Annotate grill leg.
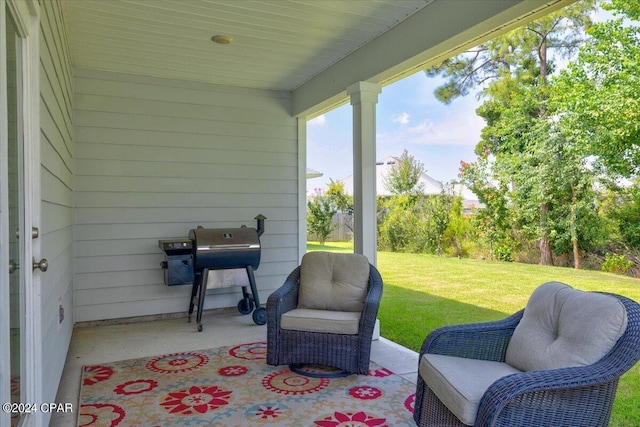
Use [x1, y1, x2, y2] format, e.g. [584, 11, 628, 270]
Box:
[246, 266, 259, 306]
[246, 266, 266, 325]
[188, 272, 201, 323]
[237, 286, 254, 315]
[196, 268, 209, 332]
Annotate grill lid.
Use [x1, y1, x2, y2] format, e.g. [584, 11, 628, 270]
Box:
[190, 227, 260, 250]
[189, 227, 261, 271]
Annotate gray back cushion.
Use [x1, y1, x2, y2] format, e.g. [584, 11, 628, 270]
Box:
[298, 252, 370, 312]
[506, 282, 627, 371]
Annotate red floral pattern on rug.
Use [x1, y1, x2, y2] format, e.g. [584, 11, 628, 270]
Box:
[78, 403, 125, 427]
[114, 379, 158, 395]
[229, 341, 267, 360]
[404, 393, 416, 412]
[244, 402, 293, 422]
[218, 365, 248, 376]
[159, 385, 232, 415]
[314, 411, 387, 426]
[262, 370, 329, 395]
[83, 366, 115, 386]
[369, 367, 394, 377]
[146, 352, 209, 373]
[349, 385, 383, 400]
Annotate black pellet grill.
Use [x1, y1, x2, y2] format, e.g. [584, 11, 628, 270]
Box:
[159, 215, 267, 331]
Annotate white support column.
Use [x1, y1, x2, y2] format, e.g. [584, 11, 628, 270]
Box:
[347, 81, 381, 266]
[297, 117, 307, 262]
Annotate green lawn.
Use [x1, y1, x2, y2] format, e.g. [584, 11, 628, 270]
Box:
[307, 241, 640, 426]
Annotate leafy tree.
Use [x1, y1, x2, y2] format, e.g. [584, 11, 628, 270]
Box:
[325, 179, 354, 233]
[427, 2, 594, 105]
[424, 189, 453, 256]
[459, 158, 512, 259]
[476, 85, 604, 267]
[444, 196, 470, 257]
[554, 0, 640, 177]
[383, 150, 426, 197]
[603, 179, 640, 249]
[307, 190, 337, 245]
[325, 179, 352, 211]
[379, 150, 431, 252]
[427, 1, 596, 266]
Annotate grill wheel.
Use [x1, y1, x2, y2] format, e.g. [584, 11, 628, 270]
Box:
[237, 297, 254, 315]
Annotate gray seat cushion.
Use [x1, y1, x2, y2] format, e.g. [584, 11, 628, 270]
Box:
[298, 252, 370, 312]
[420, 354, 522, 426]
[506, 282, 628, 371]
[280, 308, 361, 335]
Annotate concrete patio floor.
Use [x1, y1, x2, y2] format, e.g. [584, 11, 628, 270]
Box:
[50, 309, 419, 426]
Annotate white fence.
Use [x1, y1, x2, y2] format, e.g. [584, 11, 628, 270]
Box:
[307, 211, 353, 242]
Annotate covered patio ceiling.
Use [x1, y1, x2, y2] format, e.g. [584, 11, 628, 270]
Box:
[62, 0, 575, 118]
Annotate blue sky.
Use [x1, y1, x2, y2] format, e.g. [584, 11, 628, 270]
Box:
[306, 71, 485, 193]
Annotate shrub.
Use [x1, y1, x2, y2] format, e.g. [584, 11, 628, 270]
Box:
[494, 244, 513, 262]
[443, 196, 470, 257]
[601, 253, 633, 275]
[378, 207, 410, 251]
[307, 194, 337, 245]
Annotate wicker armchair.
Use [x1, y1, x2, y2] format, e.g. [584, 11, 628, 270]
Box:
[414, 282, 640, 427]
[266, 252, 383, 375]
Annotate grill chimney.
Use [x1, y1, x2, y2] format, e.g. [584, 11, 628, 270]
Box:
[255, 214, 267, 237]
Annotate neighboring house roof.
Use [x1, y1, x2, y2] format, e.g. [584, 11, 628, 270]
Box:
[452, 183, 485, 213]
[339, 155, 484, 212]
[339, 156, 443, 196]
[306, 168, 324, 179]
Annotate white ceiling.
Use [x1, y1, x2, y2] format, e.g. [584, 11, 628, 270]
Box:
[62, 0, 432, 91]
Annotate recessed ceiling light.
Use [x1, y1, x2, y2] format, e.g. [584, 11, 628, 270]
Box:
[211, 35, 233, 45]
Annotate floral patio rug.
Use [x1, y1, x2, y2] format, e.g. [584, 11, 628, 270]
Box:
[78, 342, 416, 426]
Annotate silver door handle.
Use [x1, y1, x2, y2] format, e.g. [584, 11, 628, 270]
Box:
[33, 258, 48, 272]
[9, 260, 18, 274]
[15, 227, 39, 239]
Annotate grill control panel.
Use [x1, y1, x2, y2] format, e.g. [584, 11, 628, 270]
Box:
[158, 239, 192, 255]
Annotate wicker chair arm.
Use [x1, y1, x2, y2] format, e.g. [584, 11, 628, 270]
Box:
[266, 266, 300, 366]
[361, 265, 383, 318]
[421, 310, 523, 362]
[266, 266, 300, 319]
[476, 363, 622, 427]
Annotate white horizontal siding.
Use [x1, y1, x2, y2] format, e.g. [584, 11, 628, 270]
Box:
[74, 142, 296, 165]
[74, 219, 295, 240]
[74, 207, 299, 225]
[39, 0, 75, 420]
[74, 69, 298, 322]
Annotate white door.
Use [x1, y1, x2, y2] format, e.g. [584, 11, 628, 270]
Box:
[1, 1, 41, 426]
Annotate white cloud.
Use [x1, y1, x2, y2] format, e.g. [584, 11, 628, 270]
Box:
[308, 114, 326, 126]
[392, 112, 410, 124]
[379, 109, 484, 147]
[406, 120, 435, 134]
